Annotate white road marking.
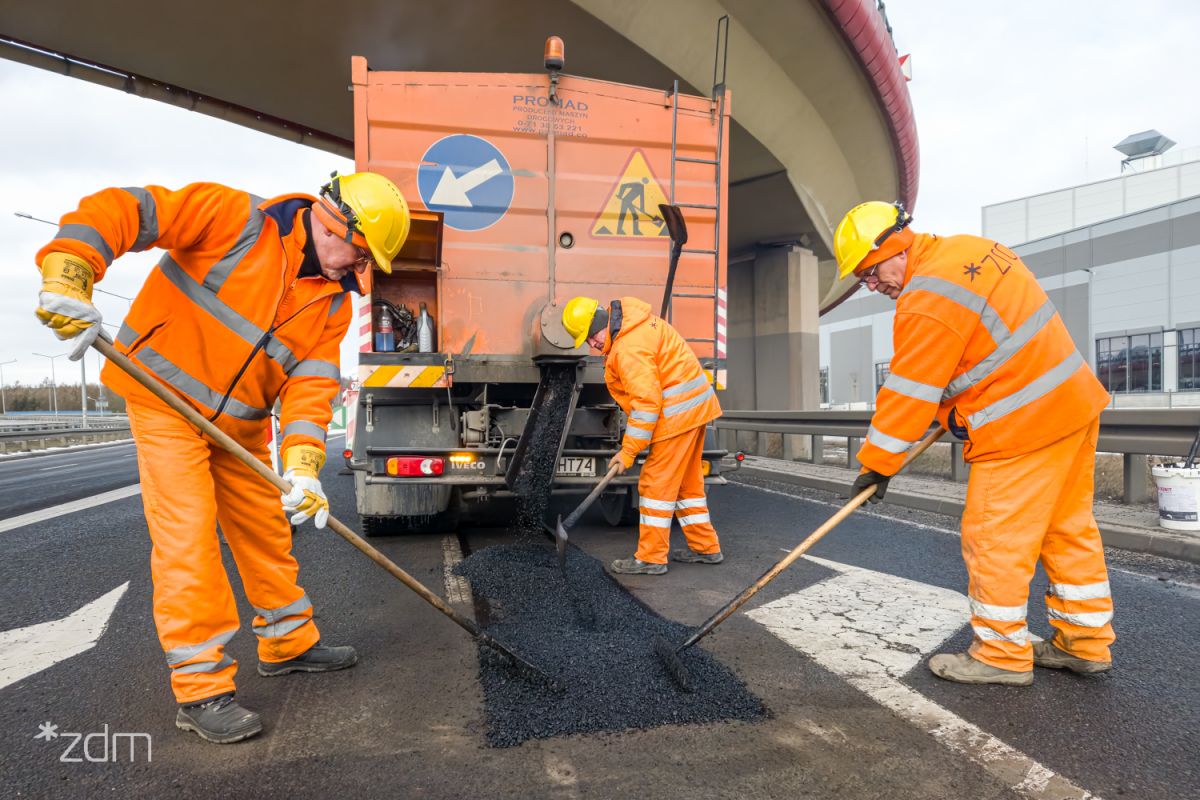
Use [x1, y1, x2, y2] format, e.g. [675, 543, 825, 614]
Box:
[0, 583, 129, 691]
[40, 463, 80, 470]
[441, 535, 471, 605]
[747, 556, 1099, 800]
[0, 484, 141, 535]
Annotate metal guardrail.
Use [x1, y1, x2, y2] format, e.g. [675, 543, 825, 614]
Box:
[0, 424, 130, 442]
[715, 409, 1200, 504]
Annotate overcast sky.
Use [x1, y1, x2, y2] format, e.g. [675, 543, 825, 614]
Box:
[2, 1, 1198, 389]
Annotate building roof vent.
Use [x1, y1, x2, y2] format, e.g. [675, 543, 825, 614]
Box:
[1114, 130, 1176, 172]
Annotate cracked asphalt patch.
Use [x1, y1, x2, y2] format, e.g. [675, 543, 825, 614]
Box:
[455, 542, 768, 747]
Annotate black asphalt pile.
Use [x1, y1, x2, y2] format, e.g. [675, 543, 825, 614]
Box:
[510, 365, 576, 540]
[455, 542, 768, 748]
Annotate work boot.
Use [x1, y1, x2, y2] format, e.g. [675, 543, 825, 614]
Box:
[258, 642, 358, 677]
[929, 652, 1033, 686]
[609, 557, 667, 575]
[1033, 641, 1111, 674]
[671, 548, 724, 565]
[175, 694, 263, 744]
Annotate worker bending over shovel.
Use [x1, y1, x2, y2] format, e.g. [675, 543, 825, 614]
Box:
[563, 296, 723, 575]
[835, 201, 1115, 686]
[34, 173, 411, 742]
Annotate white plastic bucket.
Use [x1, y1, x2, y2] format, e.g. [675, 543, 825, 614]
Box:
[1151, 465, 1200, 531]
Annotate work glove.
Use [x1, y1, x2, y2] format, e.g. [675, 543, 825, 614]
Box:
[608, 453, 629, 475]
[35, 253, 103, 361]
[850, 469, 890, 505]
[281, 444, 330, 529]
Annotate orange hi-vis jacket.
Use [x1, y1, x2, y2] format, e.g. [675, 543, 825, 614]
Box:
[859, 233, 1110, 476]
[603, 296, 721, 467]
[36, 183, 353, 453]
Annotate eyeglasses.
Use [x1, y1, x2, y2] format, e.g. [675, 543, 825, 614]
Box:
[352, 247, 376, 270]
[858, 262, 881, 286]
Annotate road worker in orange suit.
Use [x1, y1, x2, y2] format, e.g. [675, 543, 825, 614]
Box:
[835, 201, 1115, 686]
[562, 296, 723, 575]
[34, 173, 411, 742]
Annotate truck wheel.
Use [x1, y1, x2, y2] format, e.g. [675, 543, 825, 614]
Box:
[599, 488, 639, 527]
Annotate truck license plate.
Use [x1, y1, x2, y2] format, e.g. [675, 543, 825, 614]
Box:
[556, 457, 596, 477]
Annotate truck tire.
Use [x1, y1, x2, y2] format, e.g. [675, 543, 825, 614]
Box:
[599, 487, 639, 527]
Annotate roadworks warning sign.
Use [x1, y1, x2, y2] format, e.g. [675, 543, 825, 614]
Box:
[591, 150, 671, 238]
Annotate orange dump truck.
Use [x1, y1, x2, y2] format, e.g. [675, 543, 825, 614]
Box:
[346, 45, 730, 533]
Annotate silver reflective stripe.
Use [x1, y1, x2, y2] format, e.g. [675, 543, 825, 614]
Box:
[157, 254, 299, 374]
[165, 628, 238, 666]
[663, 374, 708, 399]
[903, 275, 1010, 345]
[663, 386, 715, 418]
[328, 294, 346, 317]
[1048, 608, 1113, 628]
[640, 498, 676, 512]
[252, 593, 312, 623]
[288, 360, 340, 380]
[969, 598, 1027, 622]
[675, 497, 707, 510]
[202, 195, 266, 293]
[945, 299, 1058, 400]
[626, 426, 653, 440]
[137, 346, 270, 420]
[882, 373, 943, 403]
[630, 410, 659, 423]
[639, 514, 672, 528]
[971, 625, 1030, 644]
[865, 424, 916, 455]
[253, 615, 313, 640]
[282, 420, 327, 443]
[173, 654, 235, 675]
[56, 223, 114, 266]
[677, 513, 711, 527]
[1048, 580, 1111, 601]
[116, 322, 139, 347]
[121, 187, 159, 251]
[968, 350, 1085, 430]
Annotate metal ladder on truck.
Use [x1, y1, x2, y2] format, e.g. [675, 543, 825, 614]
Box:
[665, 14, 729, 392]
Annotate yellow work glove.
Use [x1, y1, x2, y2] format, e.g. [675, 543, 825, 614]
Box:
[36, 253, 103, 360]
[280, 444, 329, 528]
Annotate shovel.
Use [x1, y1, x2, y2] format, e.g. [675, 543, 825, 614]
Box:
[657, 204, 688, 319]
[554, 461, 622, 573]
[92, 333, 558, 690]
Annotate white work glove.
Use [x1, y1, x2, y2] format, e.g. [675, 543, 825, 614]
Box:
[281, 472, 330, 529]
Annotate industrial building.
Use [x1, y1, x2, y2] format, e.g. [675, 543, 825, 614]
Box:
[820, 131, 1200, 409]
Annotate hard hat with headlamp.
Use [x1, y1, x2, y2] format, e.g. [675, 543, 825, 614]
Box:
[834, 201, 914, 280]
[312, 171, 411, 292]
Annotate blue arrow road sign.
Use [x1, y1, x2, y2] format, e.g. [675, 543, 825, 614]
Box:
[417, 134, 514, 231]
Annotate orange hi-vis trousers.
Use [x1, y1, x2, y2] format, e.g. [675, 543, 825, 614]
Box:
[128, 398, 321, 704]
[962, 417, 1115, 672]
[635, 426, 720, 564]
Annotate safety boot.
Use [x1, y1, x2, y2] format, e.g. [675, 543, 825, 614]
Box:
[175, 694, 262, 744]
[258, 642, 358, 677]
[928, 652, 1033, 686]
[610, 557, 667, 575]
[1032, 641, 1111, 674]
[671, 548, 724, 564]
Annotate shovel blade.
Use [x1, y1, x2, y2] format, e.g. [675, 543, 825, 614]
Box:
[554, 515, 568, 573]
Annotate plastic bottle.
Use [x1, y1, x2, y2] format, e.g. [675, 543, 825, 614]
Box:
[375, 308, 395, 352]
[418, 302, 435, 353]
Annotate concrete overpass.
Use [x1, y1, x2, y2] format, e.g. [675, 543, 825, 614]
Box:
[0, 0, 918, 417]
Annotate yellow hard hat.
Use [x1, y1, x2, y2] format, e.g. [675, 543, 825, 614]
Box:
[834, 201, 913, 280]
[562, 296, 600, 348]
[317, 171, 411, 275]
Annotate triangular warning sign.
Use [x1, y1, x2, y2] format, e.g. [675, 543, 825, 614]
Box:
[591, 150, 672, 238]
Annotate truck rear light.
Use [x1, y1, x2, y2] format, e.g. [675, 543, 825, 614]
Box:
[386, 456, 445, 477]
[343, 449, 353, 460]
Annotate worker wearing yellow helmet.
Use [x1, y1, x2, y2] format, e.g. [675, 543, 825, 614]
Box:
[563, 295, 723, 575]
[33, 172, 410, 743]
[835, 201, 1114, 687]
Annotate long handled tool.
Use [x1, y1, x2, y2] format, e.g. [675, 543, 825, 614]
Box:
[657, 203, 688, 319]
[655, 426, 946, 691]
[93, 334, 556, 689]
[554, 462, 622, 572]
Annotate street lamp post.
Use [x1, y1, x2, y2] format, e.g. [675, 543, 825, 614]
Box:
[0, 359, 15, 416]
[32, 352, 67, 416]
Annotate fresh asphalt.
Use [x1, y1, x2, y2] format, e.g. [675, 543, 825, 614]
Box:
[0, 442, 1196, 799]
